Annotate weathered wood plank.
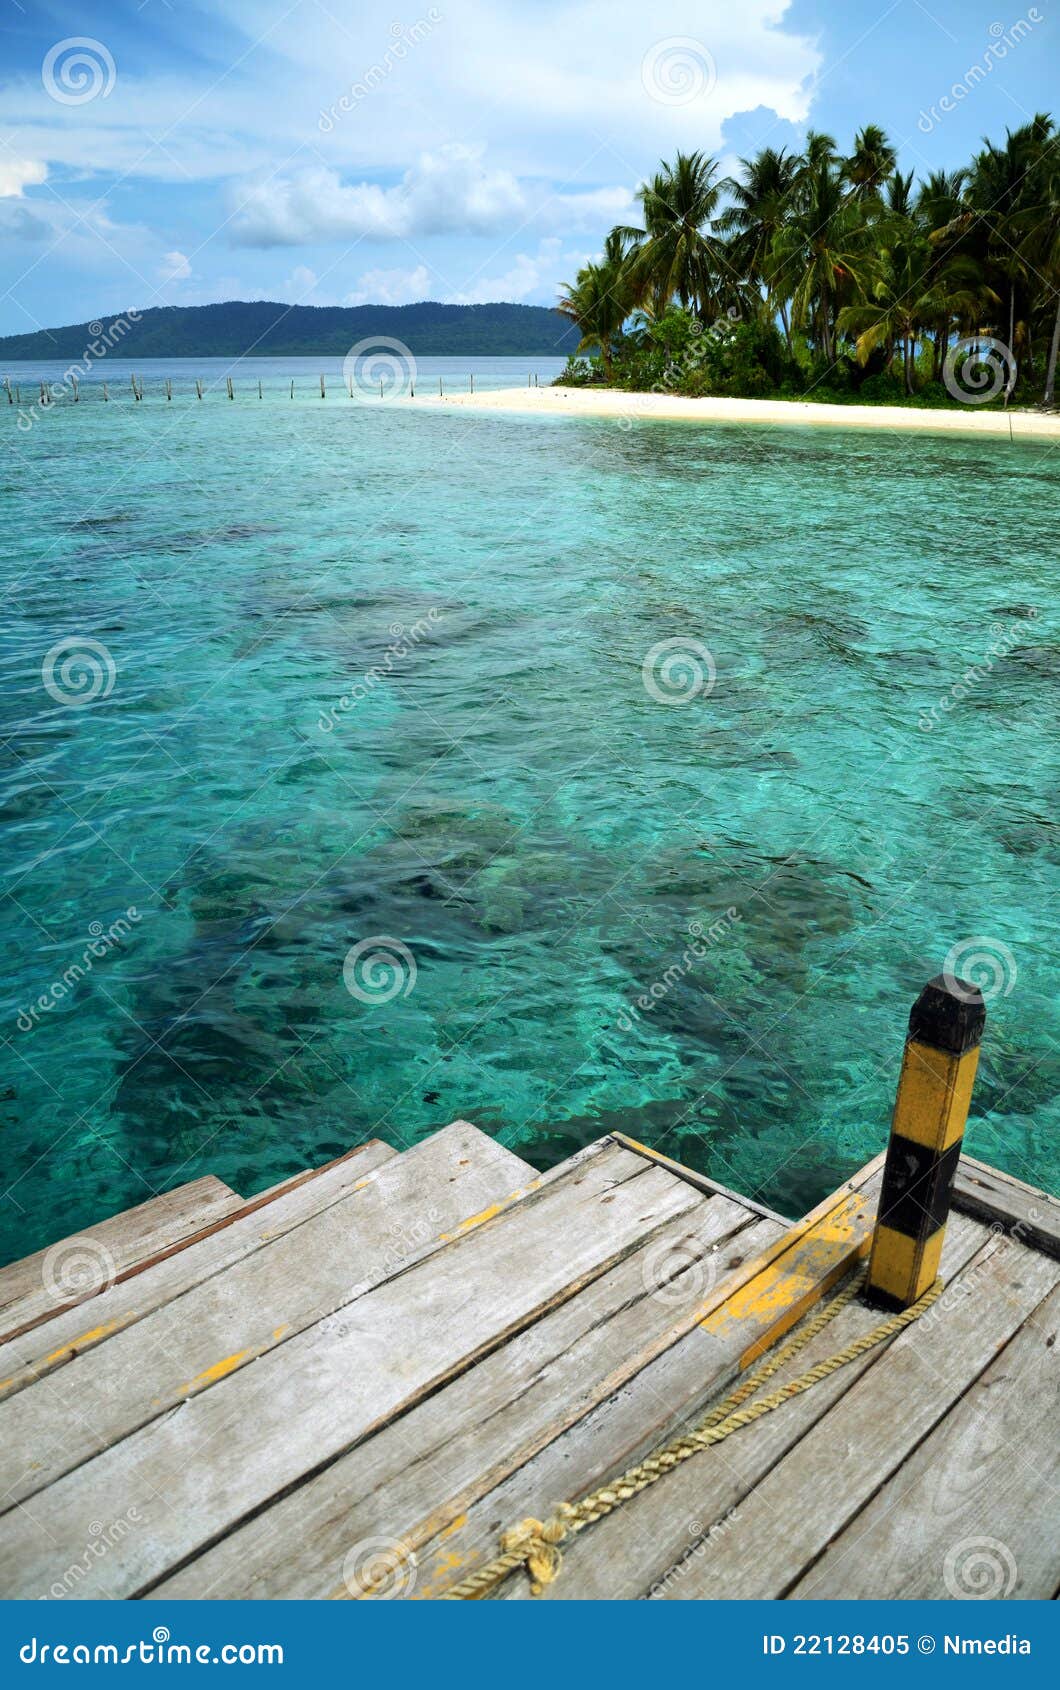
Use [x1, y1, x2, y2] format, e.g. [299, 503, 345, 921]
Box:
[502, 1213, 990, 1599]
[793, 1278, 1060, 1599]
[651, 1233, 1059, 1598]
[952, 1155, 1060, 1259]
[413, 1164, 884, 1598]
[0, 1148, 699, 1597]
[0, 1140, 397, 1400]
[0, 1176, 243, 1342]
[0, 1125, 531, 1509]
[155, 1195, 772, 1596]
[612, 1133, 790, 1225]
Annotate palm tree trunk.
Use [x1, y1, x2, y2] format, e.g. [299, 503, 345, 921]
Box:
[1045, 293, 1060, 408]
[1004, 283, 1016, 406]
[778, 299, 794, 358]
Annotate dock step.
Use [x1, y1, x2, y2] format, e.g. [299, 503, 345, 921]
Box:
[0, 1123, 532, 1518]
[0, 1175, 244, 1344]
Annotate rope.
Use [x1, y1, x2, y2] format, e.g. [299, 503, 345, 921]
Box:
[437, 1266, 943, 1600]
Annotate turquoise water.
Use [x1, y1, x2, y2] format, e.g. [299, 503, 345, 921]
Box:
[1, 357, 1057, 1265]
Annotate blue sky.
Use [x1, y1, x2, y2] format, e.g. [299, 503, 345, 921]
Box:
[0, 0, 1056, 332]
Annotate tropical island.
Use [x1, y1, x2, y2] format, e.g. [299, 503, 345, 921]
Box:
[555, 119, 1060, 410]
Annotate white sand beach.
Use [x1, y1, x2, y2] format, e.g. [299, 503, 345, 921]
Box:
[420, 383, 1060, 440]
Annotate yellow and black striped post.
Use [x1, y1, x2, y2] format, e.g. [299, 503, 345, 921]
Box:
[866, 975, 986, 1310]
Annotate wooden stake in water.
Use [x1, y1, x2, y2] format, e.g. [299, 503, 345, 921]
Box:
[320, 373, 325, 399]
[439, 376, 443, 397]
[72, 377, 79, 402]
[165, 379, 172, 402]
[196, 379, 203, 400]
[470, 372, 474, 394]
[3, 377, 10, 405]
[226, 376, 234, 400]
[258, 379, 263, 400]
[103, 382, 109, 401]
[290, 380, 294, 400]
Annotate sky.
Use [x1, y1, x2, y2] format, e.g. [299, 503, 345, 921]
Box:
[0, 0, 1056, 333]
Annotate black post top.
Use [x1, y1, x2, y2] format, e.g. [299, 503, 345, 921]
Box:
[908, 974, 987, 1054]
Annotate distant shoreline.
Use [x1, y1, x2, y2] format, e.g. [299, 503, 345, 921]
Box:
[417, 384, 1060, 440]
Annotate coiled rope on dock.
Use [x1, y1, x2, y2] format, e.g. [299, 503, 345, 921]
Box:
[436, 1266, 944, 1600]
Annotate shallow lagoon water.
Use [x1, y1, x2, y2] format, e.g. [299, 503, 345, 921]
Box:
[1, 357, 1057, 1264]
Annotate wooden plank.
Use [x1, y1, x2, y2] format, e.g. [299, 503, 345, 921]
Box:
[0, 1139, 396, 1401]
[612, 1133, 790, 1225]
[793, 1278, 1060, 1599]
[0, 1176, 243, 1341]
[0, 1125, 531, 1510]
[0, 1147, 701, 1597]
[155, 1195, 774, 1597]
[651, 1233, 1059, 1598]
[500, 1213, 990, 1599]
[409, 1164, 885, 1598]
[952, 1155, 1060, 1259]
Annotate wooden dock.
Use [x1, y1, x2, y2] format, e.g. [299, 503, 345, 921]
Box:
[0, 1118, 1056, 1601]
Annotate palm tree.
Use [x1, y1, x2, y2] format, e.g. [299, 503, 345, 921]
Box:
[843, 125, 897, 200]
[627, 151, 729, 320]
[773, 140, 870, 363]
[718, 148, 799, 349]
[556, 260, 631, 379]
[838, 224, 993, 394]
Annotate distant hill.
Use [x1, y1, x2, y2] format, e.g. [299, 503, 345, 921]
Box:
[0, 300, 579, 361]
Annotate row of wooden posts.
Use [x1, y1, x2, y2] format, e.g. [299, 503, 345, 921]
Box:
[3, 372, 544, 405]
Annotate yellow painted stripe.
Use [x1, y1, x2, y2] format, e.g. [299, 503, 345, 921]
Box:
[700, 1191, 872, 1369]
[892, 1041, 981, 1153]
[868, 1221, 943, 1306]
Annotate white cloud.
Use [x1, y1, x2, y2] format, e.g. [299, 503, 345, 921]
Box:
[159, 249, 192, 281]
[285, 264, 320, 298]
[345, 264, 432, 306]
[0, 158, 47, 197]
[447, 238, 580, 305]
[228, 146, 527, 246]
